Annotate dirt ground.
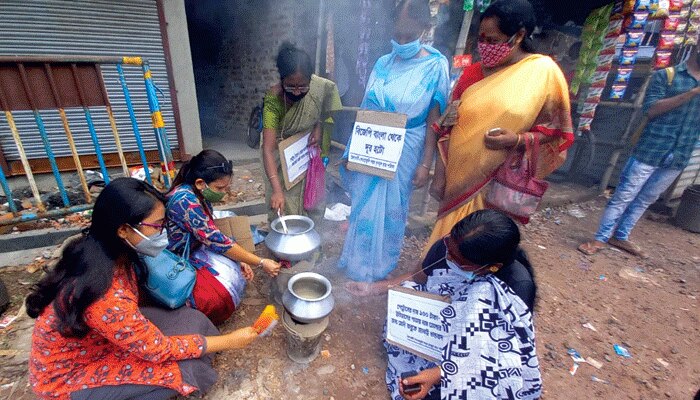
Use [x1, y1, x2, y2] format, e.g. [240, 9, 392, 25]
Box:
[0, 179, 698, 399]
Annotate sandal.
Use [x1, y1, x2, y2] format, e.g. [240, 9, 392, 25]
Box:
[577, 241, 607, 256]
[608, 238, 649, 259]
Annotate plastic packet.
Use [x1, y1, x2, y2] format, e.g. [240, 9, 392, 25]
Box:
[630, 11, 650, 29]
[619, 49, 639, 65]
[636, 0, 652, 10]
[610, 84, 628, 99]
[625, 31, 644, 47]
[655, 50, 673, 68]
[659, 32, 677, 48]
[615, 67, 634, 83]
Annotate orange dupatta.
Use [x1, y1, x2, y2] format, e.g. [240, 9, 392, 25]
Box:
[437, 54, 574, 219]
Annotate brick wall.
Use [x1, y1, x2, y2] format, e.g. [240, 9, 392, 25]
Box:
[212, 1, 318, 136]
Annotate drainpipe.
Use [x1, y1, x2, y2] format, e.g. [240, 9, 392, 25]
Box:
[314, 0, 327, 75]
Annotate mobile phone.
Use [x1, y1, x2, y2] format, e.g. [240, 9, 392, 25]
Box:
[487, 127, 502, 136]
[400, 371, 421, 395]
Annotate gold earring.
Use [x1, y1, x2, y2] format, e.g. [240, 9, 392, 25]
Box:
[489, 265, 499, 273]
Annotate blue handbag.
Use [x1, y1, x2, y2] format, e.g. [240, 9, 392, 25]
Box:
[141, 235, 196, 309]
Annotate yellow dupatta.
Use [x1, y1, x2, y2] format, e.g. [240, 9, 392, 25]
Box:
[438, 54, 574, 218]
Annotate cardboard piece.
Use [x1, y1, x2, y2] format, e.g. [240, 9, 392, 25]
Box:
[386, 286, 451, 362]
[346, 110, 407, 180]
[278, 131, 311, 190]
[214, 216, 255, 252]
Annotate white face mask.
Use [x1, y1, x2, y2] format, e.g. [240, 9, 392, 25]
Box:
[127, 226, 169, 257]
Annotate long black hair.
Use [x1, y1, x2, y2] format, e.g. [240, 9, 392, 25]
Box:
[26, 178, 165, 337]
[276, 41, 313, 81]
[481, 0, 538, 53]
[450, 209, 521, 266]
[170, 149, 232, 213]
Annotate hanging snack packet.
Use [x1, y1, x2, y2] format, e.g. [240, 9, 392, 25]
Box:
[590, 70, 610, 87]
[664, 15, 681, 30]
[653, 0, 671, 16]
[619, 49, 639, 65]
[655, 50, 673, 68]
[610, 84, 628, 99]
[597, 53, 616, 65]
[685, 32, 699, 45]
[625, 31, 645, 47]
[630, 11, 650, 29]
[658, 32, 677, 49]
[670, 0, 684, 10]
[635, 0, 652, 10]
[615, 67, 634, 83]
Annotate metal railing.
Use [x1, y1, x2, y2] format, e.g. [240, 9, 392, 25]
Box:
[0, 55, 174, 226]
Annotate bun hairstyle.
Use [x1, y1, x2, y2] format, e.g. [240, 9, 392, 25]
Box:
[393, 0, 432, 29]
[276, 41, 313, 81]
[481, 0, 538, 53]
[26, 178, 165, 337]
[449, 209, 521, 267]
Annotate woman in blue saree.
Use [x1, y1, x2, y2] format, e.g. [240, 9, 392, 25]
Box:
[339, 0, 449, 282]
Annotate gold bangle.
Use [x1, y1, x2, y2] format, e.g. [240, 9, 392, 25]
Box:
[421, 163, 431, 170]
[257, 258, 266, 268]
[268, 175, 278, 180]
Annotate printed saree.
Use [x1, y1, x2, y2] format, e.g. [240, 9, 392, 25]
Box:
[263, 74, 342, 221]
[425, 55, 573, 251]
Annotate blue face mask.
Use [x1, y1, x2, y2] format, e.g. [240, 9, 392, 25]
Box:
[445, 258, 477, 282]
[391, 39, 422, 60]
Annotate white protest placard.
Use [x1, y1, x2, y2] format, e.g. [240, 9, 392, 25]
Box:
[278, 131, 311, 190]
[347, 110, 407, 180]
[386, 287, 451, 362]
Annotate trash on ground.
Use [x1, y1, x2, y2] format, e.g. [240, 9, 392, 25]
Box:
[656, 358, 669, 368]
[613, 344, 632, 358]
[0, 314, 17, 329]
[537, 245, 547, 250]
[569, 363, 579, 376]
[362, 367, 369, 375]
[567, 207, 586, 218]
[324, 203, 351, 221]
[598, 274, 607, 281]
[321, 350, 331, 358]
[582, 323, 598, 332]
[591, 375, 609, 384]
[586, 357, 603, 369]
[567, 348, 586, 363]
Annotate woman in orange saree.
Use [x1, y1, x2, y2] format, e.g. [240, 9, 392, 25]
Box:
[426, 0, 574, 253]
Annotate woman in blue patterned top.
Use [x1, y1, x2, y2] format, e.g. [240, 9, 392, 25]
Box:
[166, 150, 280, 324]
[339, 0, 450, 282]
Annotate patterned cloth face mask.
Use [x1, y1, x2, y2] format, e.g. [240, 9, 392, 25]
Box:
[478, 34, 517, 68]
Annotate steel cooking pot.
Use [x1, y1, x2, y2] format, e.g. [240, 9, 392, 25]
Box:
[265, 215, 320, 262]
[282, 272, 335, 323]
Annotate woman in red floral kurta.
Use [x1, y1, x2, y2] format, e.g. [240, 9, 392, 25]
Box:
[27, 178, 259, 400]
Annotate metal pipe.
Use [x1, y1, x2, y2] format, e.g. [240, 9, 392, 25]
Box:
[71, 64, 110, 184]
[142, 62, 173, 188]
[0, 204, 92, 227]
[314, 0, 326, 75]
[0, 162, 17, 213]
[0, 86, 44, 210]
[95, 64, 129, 177]
[116, 63, 151, 184]
[44, 63, 92, 203]
[17, 64, 71, 207]
[0, 55, 136, 64]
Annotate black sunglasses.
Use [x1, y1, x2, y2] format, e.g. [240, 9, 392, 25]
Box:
[205, 160, 233, 173]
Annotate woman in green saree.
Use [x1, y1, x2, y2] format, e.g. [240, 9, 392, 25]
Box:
[262, 42, 342, 222]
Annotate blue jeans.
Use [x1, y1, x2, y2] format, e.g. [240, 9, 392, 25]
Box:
[595, 156, 681, 242]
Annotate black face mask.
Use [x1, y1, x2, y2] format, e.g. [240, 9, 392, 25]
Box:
[284, 90, 307, 103]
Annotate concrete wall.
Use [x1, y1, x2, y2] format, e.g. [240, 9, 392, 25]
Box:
[210, 1, 318, 136]
[161, 0, 203, 157]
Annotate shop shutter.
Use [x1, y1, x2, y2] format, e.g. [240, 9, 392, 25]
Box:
[0, 0, 177, 161]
